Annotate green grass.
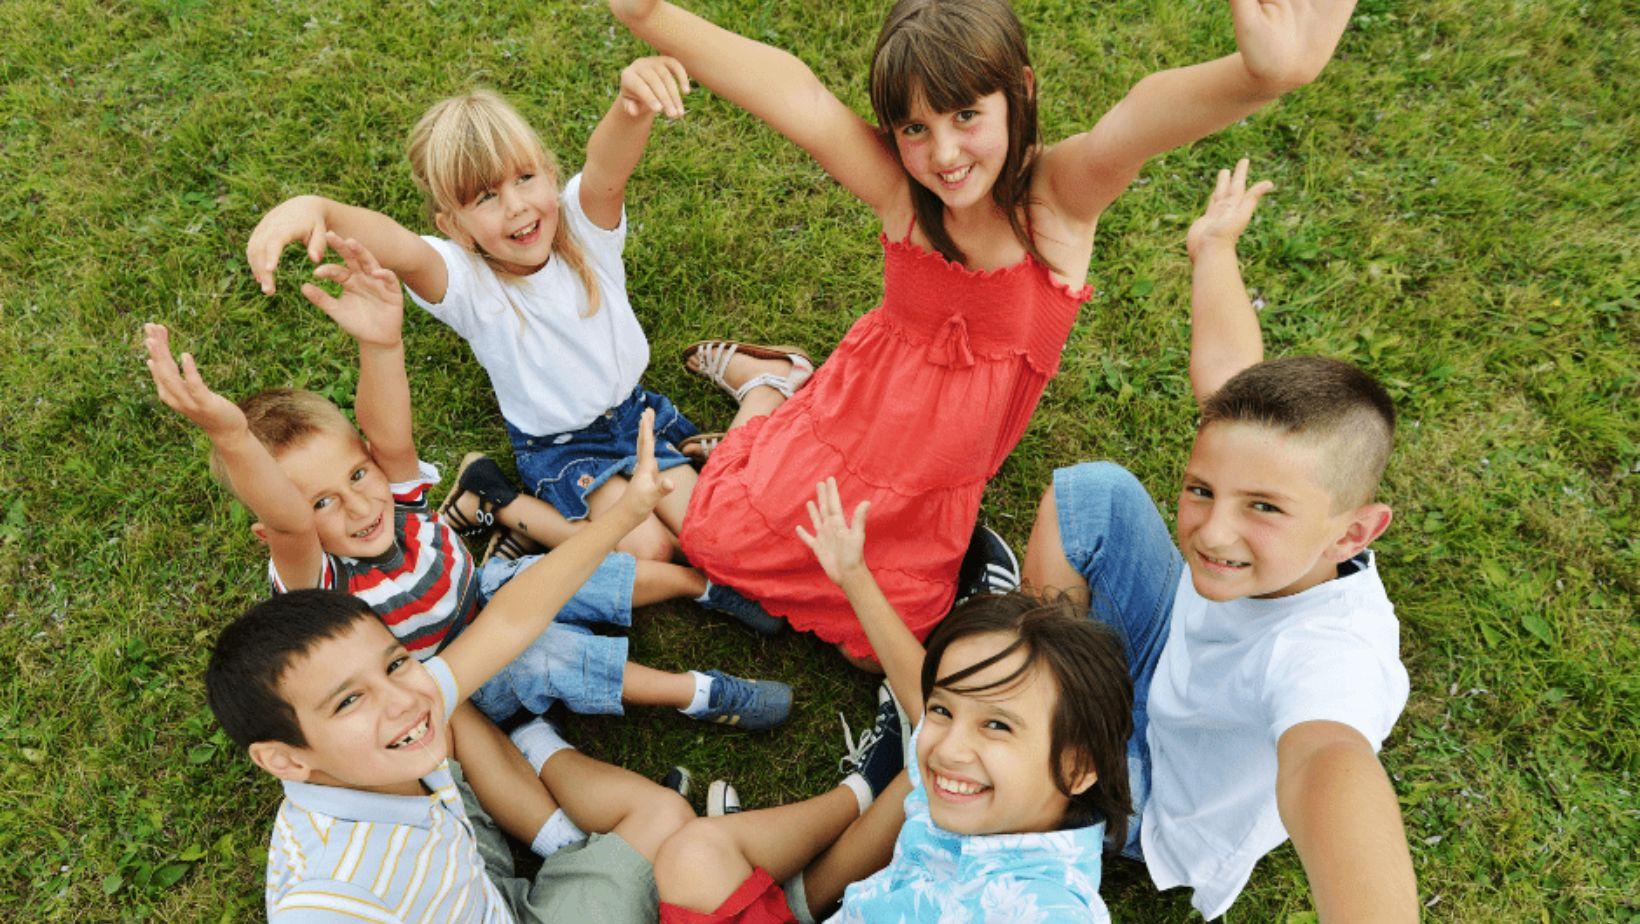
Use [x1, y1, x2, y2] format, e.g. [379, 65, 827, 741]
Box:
[1, 0, 1636, 919]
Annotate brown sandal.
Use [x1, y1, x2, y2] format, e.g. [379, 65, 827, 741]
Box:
[679, 431, 726, 466]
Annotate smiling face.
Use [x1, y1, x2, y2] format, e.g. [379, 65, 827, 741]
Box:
[1177, 421, 1368, 601]
[273, 427, 396, 560]
[893, 90, 1012, 213]
[438, 162, 561, 276]
[917, 632, 1091, 835]
[258, 618, 447, 796]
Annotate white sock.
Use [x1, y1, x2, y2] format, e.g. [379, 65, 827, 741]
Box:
[841, 773, 873, 817]
[695, 580, 715, 604]
[529, 809, 586, 858]
[509, 718, 573, 775]
[680, 671, 715, 717]
[783, 871, 818, 924]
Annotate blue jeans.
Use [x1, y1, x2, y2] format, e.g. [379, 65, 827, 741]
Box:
[507, 386, 698, 520]
[465, 551, 636, 721]
[1053, 462, 1183, 859]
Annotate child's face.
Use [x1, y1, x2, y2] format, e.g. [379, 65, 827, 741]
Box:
[893, 90, 1011, 213]
[274, 427, 396, 559]
[270, 618, 449, 795]
[443, 163, 560, 276]
[917, 632, 1085, 836]
[1176, 421, 1358, 601]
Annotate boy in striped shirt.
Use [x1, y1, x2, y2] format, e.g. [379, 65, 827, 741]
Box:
[207, 408, 691, 922]
[143, 234, 790, 730]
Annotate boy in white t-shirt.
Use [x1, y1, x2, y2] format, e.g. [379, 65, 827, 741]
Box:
[1022, 161, 1418, 921]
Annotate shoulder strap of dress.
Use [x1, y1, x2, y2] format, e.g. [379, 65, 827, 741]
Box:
[900, 213, 917, 244]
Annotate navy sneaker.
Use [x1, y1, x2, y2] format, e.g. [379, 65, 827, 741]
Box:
[700, 581, 785, 636]
[707, 780, 743, 816]
[694, 670, 793, 730]
[837, 686, 906, 798]
[955, 522, 1020, 604]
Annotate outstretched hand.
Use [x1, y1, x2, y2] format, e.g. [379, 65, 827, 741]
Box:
[142, 323, 246, 438]
[1187, 159, 1274, 259]
[620, 55, 690, 119]
[300, 232, 405, 349]
[246, 196, 331, 296]
[1231, 0, 1358, 93]
[795, 477, 870, 587]
[618, 409, 675, 518]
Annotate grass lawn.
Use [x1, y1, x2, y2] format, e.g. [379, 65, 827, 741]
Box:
[1, 0, 1635, 919]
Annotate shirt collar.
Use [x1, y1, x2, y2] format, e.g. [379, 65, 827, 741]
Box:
[280, 759, 458, 829]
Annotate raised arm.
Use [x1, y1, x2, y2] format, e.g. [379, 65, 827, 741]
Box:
[247, 197, 447, 302]
[1043, 0, 1356, 223]
[142, 323, 325, 586]
[1276, 721, 1419, 922]
[579, 56, 690, 229]
[797, 478, 926, 722]
[299, 233, 420, 482]
[609, 0, 904, 214]
[441, 411, 673, 695]
[1186, 160, 1270, 404]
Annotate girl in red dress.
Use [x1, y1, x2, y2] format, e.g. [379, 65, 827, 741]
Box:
[611, 0, 1357, 667]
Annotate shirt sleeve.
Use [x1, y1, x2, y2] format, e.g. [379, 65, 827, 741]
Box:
[1262, 623, 1409, 748]
[390, 460, 441, 509]
[562, 173, 627, 271]
[270, 880, 407, 923]
[423, 655, 461, 719]
[403, 236, 480, 337]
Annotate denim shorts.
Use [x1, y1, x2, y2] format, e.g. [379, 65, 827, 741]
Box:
[508, 386, 698, 521]
[465, 551, 637, 721]
[1053, 461, 1184, 860]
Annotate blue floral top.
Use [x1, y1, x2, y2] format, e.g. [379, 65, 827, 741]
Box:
[829, 728, 1110, 924]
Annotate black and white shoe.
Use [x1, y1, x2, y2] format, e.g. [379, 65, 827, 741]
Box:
[661, 766, 693, 801]
[707, 779, 742, 816]
[837, 686, 907, 799]
[956, 523, 1021, 603]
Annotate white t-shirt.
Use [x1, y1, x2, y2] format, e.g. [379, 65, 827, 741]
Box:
[1140, 552, 1409, 919]
[407, 173, 650, 436]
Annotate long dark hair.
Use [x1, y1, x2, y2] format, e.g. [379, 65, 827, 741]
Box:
[870, 0, 1051, 271]
[922, 590, 1133, 841]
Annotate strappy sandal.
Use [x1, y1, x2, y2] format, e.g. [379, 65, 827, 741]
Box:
[479, 523, 546, 567]
[679, 431, 725, 466]
[436, 452, 520, 541]
[682, 340, 814, 404]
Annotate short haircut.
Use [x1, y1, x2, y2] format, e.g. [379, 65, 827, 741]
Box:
[207, 388, 358, 493]
[1200, 356, 1396, 510]
[921, 590, 1133, 842]
[206, 589, 379, 750]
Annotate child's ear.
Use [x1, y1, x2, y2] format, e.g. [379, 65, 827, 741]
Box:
[250, 521, 271, 546]
[1063, 750, 1099, 797]
[1326, 502, 1393, 562]
[1022, 65, 1036, 101]
[248, 741, 314, 783]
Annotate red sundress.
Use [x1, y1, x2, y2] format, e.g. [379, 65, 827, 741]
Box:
[680, 229, 1092, 658]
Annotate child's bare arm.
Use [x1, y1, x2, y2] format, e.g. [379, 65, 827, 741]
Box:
[1187, 160, 1271, 404]
[142, 324, 325, 586]
[448, 703, 562, 844]
[1043, 0, 1356, 223]
[247, 197, 447, 302]
[609, 0, 904, 214]
[1276, 721, 1419, 922]
[299, 233, 420, 482]
[796, 478, 925, 722]
[579, 56, 690, 230]
[442, 411, 673, 696]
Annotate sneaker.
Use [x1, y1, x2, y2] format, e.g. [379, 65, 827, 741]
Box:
[707, 779, 742, 816]
[955, 522, 1020, 604]
[661, 766, 693, 801]
[699, 581, 785, 636]
[694, 670, 793, 731]
[837, 687, 906, 798]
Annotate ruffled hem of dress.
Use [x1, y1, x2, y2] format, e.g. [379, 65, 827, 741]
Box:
[788, 390, 994, 496]
[879, 233, 1095, 303]
[783, 564, 955, 658]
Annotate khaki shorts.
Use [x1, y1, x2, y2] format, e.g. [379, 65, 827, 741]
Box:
[452, 760, 658, 924]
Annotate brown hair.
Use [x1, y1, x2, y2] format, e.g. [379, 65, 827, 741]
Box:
[207, 388, 358, 494]
[406, 89, 602, 317]
[1200, 356, 1397, 510]
[921, 590, 1132, 841]
[870, 0, 1049, 271]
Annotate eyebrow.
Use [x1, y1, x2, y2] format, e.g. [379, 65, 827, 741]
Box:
[315, 643, 401, 709]
[1184, 472, 1295, 504]
[934, 687, 1031, 729]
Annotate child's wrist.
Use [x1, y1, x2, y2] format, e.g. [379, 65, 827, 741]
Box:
[838, 565, 875, 594]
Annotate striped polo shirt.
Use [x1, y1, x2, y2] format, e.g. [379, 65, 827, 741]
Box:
[264, 658, 511, 923]
[271, 461, 478, 659]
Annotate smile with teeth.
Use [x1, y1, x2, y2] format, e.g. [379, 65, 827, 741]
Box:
[510, 221, 539, 241]
[1200, 551, 1251, 569]
[937, 164, 972, 185]
[352, 514, 383, 539]
[932, 771, 990, 797]
[387, 715, 430, 750]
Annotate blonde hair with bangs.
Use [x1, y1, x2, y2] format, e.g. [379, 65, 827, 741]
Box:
[407, 89, 602, 317]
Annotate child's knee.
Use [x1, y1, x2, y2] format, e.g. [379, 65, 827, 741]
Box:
[616, 518, 675, 562]
[836, 645, 885, 675]
[654, 817, 737, 884]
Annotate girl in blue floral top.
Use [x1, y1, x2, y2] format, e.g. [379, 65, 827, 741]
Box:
[653, 480, 1134, 923]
